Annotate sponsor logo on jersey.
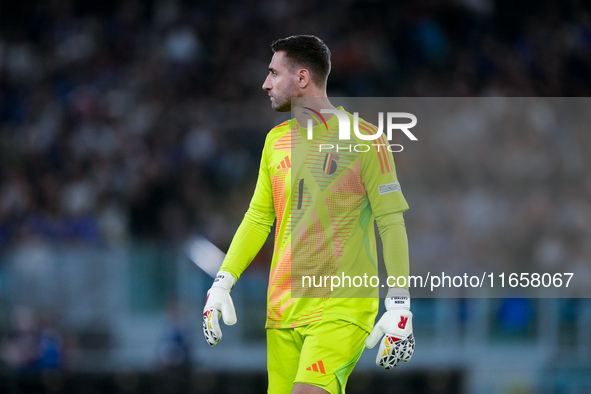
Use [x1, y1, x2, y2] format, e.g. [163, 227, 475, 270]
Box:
[276, 156, 291, 170]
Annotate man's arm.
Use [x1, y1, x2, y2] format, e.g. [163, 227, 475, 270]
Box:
[203, 137, 275, 346]
[366, 200, 415, 370]
[220, 206, 275, 281]
[359, 130, 415, 368]
[375, 211, 409, 287]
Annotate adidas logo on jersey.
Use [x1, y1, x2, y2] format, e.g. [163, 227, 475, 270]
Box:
[276, 156, 291, 170]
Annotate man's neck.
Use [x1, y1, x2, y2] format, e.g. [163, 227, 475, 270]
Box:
[292, 96, 336, 127]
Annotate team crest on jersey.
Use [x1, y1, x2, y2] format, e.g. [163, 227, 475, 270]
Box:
[322, 154, 340, 175]
[378, 182, 401, 195]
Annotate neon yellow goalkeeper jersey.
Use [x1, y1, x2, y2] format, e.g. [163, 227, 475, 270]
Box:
[222, 107, 409, 333]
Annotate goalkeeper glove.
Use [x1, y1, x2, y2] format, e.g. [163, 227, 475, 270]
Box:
[365, 287, 415, 369]
[203, 271, 237, 347]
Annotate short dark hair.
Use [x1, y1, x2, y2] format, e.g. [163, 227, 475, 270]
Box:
[271, 35, 331, 88]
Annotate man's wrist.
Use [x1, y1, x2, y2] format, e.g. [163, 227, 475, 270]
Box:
[212, 271, 236, 292]
[385, 287, 410, 310]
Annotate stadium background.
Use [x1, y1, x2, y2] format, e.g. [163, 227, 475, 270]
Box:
[0, 0, 590, 393]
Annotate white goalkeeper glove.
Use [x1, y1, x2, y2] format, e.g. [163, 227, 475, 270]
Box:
[203, 271, 237, 347]
[365, 288, 415, 369]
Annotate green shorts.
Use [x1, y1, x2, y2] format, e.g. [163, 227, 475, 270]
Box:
[267, 320, 368, 394]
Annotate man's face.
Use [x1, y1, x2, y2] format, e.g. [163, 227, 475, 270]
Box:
[262, 51, 298, 112]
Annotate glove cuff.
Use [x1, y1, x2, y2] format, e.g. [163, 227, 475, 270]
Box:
[385, 287, 410, 310]
[212, 271, 236, 292]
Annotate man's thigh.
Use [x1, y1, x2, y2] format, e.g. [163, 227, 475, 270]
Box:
[267, 327, 303, 394]
[267, 320, 368, 394]
[295, 320, 367, 394]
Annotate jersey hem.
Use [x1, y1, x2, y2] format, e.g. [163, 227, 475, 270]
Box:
[265, 312, 373, 334]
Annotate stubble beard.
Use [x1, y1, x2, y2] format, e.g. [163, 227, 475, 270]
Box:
[271, 80, 298, 112]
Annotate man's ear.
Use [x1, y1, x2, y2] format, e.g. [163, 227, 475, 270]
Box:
[297, 68, 311, 89]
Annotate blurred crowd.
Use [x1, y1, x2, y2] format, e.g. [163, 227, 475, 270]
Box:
[0, 306, 71, 373]
[0, 0, 590, 278]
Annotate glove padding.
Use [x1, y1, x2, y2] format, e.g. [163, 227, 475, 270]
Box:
[203, 271, 237, 347]
[365, 288, 415, 369]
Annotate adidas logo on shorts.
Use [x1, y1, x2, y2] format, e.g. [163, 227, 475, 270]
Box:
[305, 360, 326, 374]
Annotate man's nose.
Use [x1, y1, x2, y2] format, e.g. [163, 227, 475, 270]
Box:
[262, 75, 271, 91]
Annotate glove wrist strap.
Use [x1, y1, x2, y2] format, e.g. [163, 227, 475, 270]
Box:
[385, 287, 410, 310]
[212, 271, 236, 292]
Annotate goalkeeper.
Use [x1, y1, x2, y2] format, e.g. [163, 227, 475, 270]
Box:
[203, 35, 414, 394]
